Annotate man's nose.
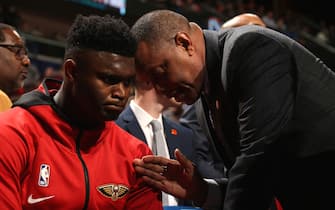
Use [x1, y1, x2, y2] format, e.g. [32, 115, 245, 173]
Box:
[21, 55, 31, 67]
[112, 82, 128, 98]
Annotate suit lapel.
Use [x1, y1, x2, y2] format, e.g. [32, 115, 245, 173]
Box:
[119, 106, 147, 144]
[163, 118, 178, 159]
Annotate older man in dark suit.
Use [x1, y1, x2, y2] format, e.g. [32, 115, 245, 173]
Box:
[131, 9, 335, 210]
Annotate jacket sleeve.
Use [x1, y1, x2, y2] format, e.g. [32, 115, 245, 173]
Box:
[125, 141, 163, 209]
[0, 112, 28, 209]
[125, 177, 162, 209]
[180, 103, 226, 179]
[199, 178, 227, 210]
[223, 31, 295, 210]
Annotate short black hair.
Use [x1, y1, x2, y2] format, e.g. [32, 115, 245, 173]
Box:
[0, 23, 15, 42]
[65, 14, 136, 58]
[131, 10, 190, 45]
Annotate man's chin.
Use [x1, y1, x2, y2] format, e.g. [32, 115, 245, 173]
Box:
[184, 99, 197, 105]
[183, 94, 200, 105]
[104, 111, 122, 121]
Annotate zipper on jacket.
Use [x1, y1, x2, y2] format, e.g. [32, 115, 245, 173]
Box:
[76, 130, 90, 210]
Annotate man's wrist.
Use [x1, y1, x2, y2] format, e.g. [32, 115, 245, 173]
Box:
[192, 177, 209, 206]
[195, 179, 223, 210]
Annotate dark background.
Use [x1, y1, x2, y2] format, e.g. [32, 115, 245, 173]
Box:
[1, 0, 334, 71]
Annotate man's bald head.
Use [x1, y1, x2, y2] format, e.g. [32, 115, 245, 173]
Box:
[221, 13, 266, 29]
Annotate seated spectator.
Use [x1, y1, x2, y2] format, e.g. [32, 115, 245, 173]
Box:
[0, 22, 30, 112]
[221, 12, 265, 28]
[116, 74, 195, 207]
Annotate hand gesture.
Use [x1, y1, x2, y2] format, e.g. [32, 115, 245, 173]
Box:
[133, 148, 208, 204]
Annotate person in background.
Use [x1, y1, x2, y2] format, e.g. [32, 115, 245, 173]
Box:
[115, 70, 195, 207]
[0, 14, 162, 209]
[221, 12, 266, 28]
[0, 22, 30, 112]
[43, 66, 63, 81]
[131, 9, 335, 210]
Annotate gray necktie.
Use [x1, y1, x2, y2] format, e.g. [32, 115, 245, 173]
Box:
[150, 120, 168, 157]
[150, 119, 170, 206]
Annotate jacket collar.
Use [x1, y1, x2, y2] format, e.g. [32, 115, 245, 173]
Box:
[203, 30, 223, 95]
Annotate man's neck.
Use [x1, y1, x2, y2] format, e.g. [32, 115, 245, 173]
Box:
[134, 96, 164, 119]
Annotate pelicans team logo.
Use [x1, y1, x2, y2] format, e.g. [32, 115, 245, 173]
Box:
[97, 184, 129, 201]
[38, 164, 50, 187]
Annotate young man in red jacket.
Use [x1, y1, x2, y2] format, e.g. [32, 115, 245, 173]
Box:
[0, 14, 162, 209]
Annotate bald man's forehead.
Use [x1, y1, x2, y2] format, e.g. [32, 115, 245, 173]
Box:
[1, 28, 24, 45]
[222, 13, 265, 29]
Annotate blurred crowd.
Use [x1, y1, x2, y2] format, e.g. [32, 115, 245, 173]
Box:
[146, 0, 335, 46]
[1, 1, 335, 47]
[0, 0, 334, 100]
[1, 2, 335, 209]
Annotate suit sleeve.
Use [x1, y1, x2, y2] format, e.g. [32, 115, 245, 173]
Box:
[0, 116, 28, 209]
[223, 32, 295, 210]
[180, 103, 226, 179]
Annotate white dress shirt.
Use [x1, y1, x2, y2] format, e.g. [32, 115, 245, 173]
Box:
[129, 100, 178, 206]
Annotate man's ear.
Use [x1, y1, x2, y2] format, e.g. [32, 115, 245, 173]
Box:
[63, 59, 77, 81]
[174, 32, 194, 56]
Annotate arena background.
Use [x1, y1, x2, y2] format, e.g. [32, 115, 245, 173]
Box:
[1, 0, 334, 78]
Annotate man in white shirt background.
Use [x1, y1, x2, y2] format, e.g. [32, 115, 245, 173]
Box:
[115, 71, 195, 207]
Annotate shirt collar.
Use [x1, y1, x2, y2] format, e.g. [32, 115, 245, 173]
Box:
[129, 100, 163, 128]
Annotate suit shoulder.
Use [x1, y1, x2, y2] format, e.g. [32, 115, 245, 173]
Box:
[115, 106, 134, 126]
[163, 117, 194, 136]
[224, 25, 294, 49]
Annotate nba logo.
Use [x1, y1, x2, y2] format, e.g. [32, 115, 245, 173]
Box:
[38, 164, 50, 187]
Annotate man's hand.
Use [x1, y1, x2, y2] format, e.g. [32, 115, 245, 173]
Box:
[133, 148, 208, 205]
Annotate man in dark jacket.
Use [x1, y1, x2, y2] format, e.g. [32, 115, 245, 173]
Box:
[132, 9, 335, 210]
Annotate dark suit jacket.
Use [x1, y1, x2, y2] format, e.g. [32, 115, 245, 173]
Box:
[200, 25, 335, 210]
[179, 103, 226, 179]
[115, 105, 196, 206]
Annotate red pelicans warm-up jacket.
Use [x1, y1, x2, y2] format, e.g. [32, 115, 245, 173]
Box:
[0, 81, 162, 210]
